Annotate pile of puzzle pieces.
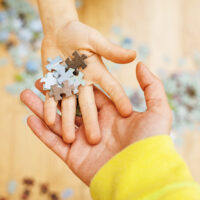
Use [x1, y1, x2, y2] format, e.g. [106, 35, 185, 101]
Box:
[41, 51, 87, 101]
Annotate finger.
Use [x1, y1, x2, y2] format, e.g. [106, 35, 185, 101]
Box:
[36, 79, 112, 111]
[35, 79, 46, 95]
[41, 42, 64, 125]
[61, 96, 76, 143]
[20, 89, 62, 135]
[97, 69, 133, 117]
[93, 87, 112, 110]
[136, 62, 169, 111]
[79, 85, 101, 144]
[44, 94, 58, 126]
[90, 31, 136, 64]
[35, 80, 83, 126]
[27, 115, 69, 161]
[35, 79, 61, 110]
[20, 89, 82, 135]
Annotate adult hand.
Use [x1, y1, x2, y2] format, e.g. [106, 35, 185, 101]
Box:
[20, 62, 172, 185]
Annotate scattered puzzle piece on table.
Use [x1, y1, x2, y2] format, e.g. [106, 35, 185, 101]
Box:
[0, 58, 8, 67]
[61, 188, 74, 199]
[7, 180, 17, 194]
[49, 193, 59, 200]
[1, 177, 76, 199]
[40, 183, 48, 194]
[23, 178, 34, 186]
[25, 60, 39, 74]
[21, 189, 31, 200]
[65, 51, 87, 74]
[49, 81, 74, 101]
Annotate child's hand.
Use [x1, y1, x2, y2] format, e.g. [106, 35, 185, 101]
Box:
[21, 62, 172, 185]
[42, 21, 136, 144]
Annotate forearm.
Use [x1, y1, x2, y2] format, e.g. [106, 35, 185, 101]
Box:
[37, 0, 79, 35]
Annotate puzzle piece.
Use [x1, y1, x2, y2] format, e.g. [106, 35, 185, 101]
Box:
[40, 72, 57, 90]
[53, 64, 66, 77]
[71, 71, 85, 87]
[52, 71, 59, 79]
[41, 53, 87, 96]
[46, 56, 63, 71]
[46, 56, 66, 79]
[65, 51, 87, 74]
[70, 71, 85, 94]
[57, 68, 75, 85]
[49, 81, 73, 101]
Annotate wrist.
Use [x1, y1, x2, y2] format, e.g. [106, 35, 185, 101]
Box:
[44, 18, 79, 38]
[37, 0, 79, 36]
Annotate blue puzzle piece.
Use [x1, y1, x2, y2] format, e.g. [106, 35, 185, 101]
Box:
[69, 71, 85, 94]
[71, 71, 85, 87]
[53, 64, 66, 76]
[46, 56, 63, 71]
[53, 71, 60, 79]
[57, 68, 75, 85]
[41, 72, 57, 90]
[8, 180, 17, 194]
[25, 60, 39, 73]
[61, 188, 74, 199]
[73, 87, 79, 94]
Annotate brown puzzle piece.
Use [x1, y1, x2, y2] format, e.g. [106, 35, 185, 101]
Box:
[49, 80, 74, 101]
[65, 51, 87, 74]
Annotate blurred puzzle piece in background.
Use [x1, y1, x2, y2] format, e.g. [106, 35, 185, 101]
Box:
[61, 188, 74, 199]
[7, 180, 17, 194]
[1, 177, 75, 199]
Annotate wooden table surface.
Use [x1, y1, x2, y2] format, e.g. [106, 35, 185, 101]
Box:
[0, 0, 200, 199]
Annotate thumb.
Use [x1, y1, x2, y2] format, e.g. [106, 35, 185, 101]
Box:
[90, 31, 136, 64]
[136, 62, 169, 111]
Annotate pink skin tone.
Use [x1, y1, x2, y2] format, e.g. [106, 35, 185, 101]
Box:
[37, 0, 136, 145]
[20, 62, 172, 186]
[41, 20, 136, 145]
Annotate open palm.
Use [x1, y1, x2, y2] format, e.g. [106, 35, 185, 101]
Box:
[21, 62, 172, 185]
[42, 21, 136, 145]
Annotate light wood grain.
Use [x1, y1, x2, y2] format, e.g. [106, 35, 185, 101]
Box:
[0, 0, 200, 199]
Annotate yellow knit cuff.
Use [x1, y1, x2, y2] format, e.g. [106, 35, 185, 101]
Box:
[90, 135, 194, 200]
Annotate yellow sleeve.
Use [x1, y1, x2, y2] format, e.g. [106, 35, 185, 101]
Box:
[90, 135, 200, 200]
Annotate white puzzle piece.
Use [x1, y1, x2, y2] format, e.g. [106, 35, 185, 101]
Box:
[40, 72, 57, 90]
[57, 68, 75, 85]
